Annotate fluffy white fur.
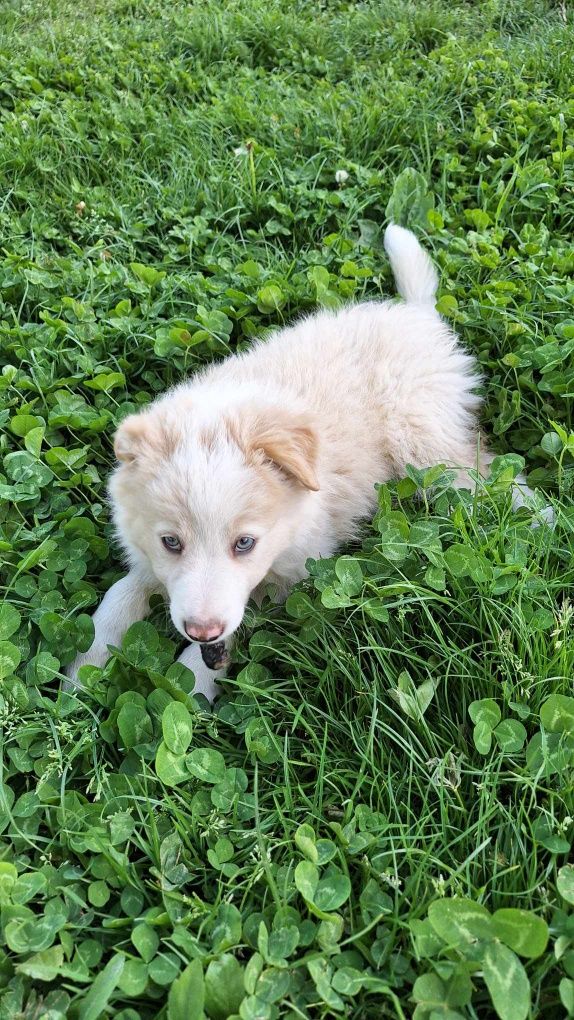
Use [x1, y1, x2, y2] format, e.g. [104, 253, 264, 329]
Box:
[66, 225, 543, 701]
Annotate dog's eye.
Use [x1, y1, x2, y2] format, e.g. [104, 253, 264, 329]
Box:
[234, 536, 255, 555]
[162, 535, 182, 553]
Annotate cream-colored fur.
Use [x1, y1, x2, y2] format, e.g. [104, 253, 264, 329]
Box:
[66, 225, 539, 701]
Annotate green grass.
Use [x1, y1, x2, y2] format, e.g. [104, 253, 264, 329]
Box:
[1, 0, 574, 1016]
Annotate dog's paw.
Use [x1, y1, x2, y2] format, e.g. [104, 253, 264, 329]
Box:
[177, 643, 226, 703]
[511, 478, 556, 531]
[531, 504, 556, 530]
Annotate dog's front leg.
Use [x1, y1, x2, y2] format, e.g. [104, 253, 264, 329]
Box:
[65, 567, 158, 688]
[177, 640, 231, 703]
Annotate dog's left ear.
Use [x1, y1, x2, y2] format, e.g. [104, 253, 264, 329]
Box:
[114, 412, 172, 463]
[241, 408, 319, 491]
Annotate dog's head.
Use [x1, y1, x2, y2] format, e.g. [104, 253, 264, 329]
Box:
[109, 396, 319, 643]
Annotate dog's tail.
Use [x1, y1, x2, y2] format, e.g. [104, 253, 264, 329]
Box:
[384, 223, 438, 305]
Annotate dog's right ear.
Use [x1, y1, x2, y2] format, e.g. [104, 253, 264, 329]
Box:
[114, 413, 170, 463]
[235, 406, 320, 490]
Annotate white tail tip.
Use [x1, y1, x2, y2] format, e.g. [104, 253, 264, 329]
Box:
[384, 223, 439, 305]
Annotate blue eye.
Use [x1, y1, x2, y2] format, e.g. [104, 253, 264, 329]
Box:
[234, 536, 255, 554]
[162, 535, 182, 553]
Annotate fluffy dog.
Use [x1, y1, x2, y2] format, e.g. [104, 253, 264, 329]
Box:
[67, 226, 505, 699]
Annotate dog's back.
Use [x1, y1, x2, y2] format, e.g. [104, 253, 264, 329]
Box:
[185, 225, 484, 529]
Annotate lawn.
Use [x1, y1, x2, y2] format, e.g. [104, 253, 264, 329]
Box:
[1, 0, 574, 1016]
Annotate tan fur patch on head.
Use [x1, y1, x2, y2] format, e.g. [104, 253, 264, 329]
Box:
[198, 427, 219, 453]
[114, 411, 179, 464]
[229, 404, 319, 491]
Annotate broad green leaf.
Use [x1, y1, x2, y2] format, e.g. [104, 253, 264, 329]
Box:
[444, 545, 490, 583]
[130, 262, 165, 287]
[4, 451, 53, 487]
[295, 823, 318, 863]
[314, 868, 351, 912]
[149, 953, 180, 986]
[482, 942, 529, 1020]
[121, 621, 160, 666]
[532, 816, 570, 854]
[211, 767, 249, 812]
[207, 835, 234, 868]
[427, 898, 493, 945]
[321, 586, 353, 609]
[155, 742, 189, 786]
[205, 955, 245, 1018]
[385, 167, 434, 229]
[5, 915, 60, 954]
[12, 871, 47, 904]
[212, 902, 242, 951]
[88, 881, 110, 907]
[334, 556, 363, 596]
[10, 413, 44, 437]
[239, 993, 273, 1019]
[540, 694, 574, 735]
[119, 958, 148, 997]
[436, 295, 459, 317]
[469, 699, 501, 729]
[244, 952, 264, 995]
[377, 518, 408, 562]
[245, 718, 281, 764]
[473, 720, 493, 754]
[412, 972, 447, 1010]
[17, 537, 58, 572]
[257, 284, 285, 313]
[410, 918, 445, 959]
[294, 860, 319, 902]
[0, 605, 21, 640]
[425, 564, 446, 590]
[560, 978, 574, 1016]
[266, 925, 299, 962]
[117, 703, 153, 749]
[359, 878, 392, 923]
[187, 747, 226, 783]
[491, 909, 548, 959]
[307, 957, 345, 1011]
[316, 838, 337, 864]
[168, 958, 204, 1020]
[131, 923, 159, 962]
[317, 915, 344, 949]
[78, 954, 125, 1020]
[390, 671, 436, 721]
[255, 966, 291, 1001]
[0, 640, 21, 679]
[493, 719, 527, 753]
[526, 731, 573, 777]
[85, 371, 125, 391]
[16, 944, 63, 981]
[332, 965, 364, 995]
[557, 865, 574, 905]
[541, 431, 563, 455]
[162, 701, 193, 755]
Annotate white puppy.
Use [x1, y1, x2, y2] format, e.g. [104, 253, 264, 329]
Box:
[67, 226, 507, 700]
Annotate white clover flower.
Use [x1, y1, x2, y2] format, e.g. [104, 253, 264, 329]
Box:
[335, 169, 349, 184]
[233, 146, 248, 156]
[431, 873, 447, 896]
[381, 870, 402, 890]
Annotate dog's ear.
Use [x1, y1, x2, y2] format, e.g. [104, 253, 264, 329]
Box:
[114, 412, 171, 463]
[240, 408, 319, 491]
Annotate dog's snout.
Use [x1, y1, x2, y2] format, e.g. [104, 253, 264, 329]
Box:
[184, 619, 224, 643]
